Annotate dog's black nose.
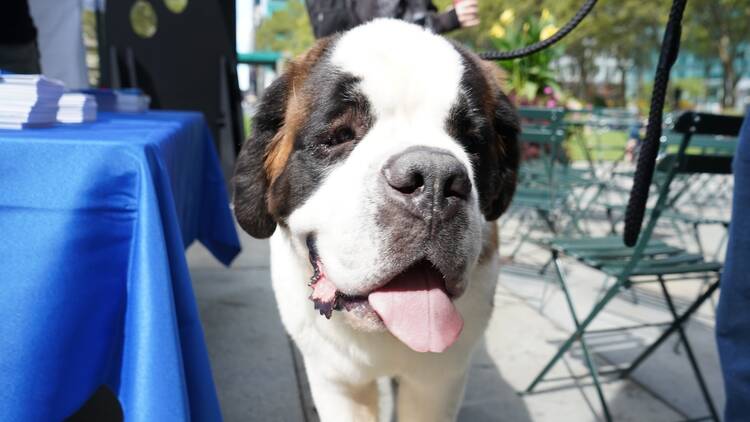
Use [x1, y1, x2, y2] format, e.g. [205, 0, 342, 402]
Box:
[382, 146, 471, 218]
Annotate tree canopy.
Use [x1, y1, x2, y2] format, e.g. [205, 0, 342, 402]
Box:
[255, 0, 314, 57]
[255, 0, 750, 109]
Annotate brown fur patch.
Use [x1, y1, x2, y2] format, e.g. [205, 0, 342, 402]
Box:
[478, 222, 499, 264]
[263, 37, 336, 184]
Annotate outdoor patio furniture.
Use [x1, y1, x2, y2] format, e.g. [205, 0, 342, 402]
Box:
[604, 133, 735, 255]
[509, 107, 594, 257]
[510, 107, 619, 259]
[522, 111, 743, 422]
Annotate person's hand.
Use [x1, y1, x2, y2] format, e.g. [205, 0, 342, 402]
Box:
[454, 0, 480, 28]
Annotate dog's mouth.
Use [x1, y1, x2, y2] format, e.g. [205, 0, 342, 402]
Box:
[306, 237, 464, 353]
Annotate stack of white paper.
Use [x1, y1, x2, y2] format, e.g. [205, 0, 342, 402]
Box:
[57, 93, 97, 123]
[0, 74, 64, 129]
[115, 89, 151, 112]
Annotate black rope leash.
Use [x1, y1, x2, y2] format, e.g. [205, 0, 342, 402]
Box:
[479, 0, 689, 247]
[479, 0, 598, 61]
[623, 0, 687, 246]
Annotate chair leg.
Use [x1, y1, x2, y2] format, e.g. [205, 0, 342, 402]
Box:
[525, 277, 624, 394]
[527, 251, 614, 422]
[571, 182, 606, 234]
[619, 278, 720, 379]
[508, 211, 531, 260]
[537, 255, 555, 312]
[538, 256, 553, 275]
[538, 208, 558, 234]
[656, 277, 720, 421]
[606, 207, 617, 235]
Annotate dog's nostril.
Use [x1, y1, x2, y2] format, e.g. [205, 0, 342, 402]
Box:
[385, 167, 424, 195]
[445, 174, 471, 200]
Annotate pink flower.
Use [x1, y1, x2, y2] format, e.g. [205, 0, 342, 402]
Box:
[543, 86, 554, 95]
[546, 99, 557, 108]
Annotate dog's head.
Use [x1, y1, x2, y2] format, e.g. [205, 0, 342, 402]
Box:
[233, 19, 518, 352]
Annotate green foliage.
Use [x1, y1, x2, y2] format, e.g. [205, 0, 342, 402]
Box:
[82, 10, 100, 86]
[683, 0, 750, 108]
[439, 1, 668, 106]
[252, 0, 750, 110]
[487, 8, 562, 101]
[673, 78, 708, 101]
[255, 0, 314, 57]
[434, 0, 508, 49]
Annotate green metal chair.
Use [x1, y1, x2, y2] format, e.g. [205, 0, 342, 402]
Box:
[523, 112, 743, 422]
[508, 107, 568, 257]
[604, 133, 735, 252]
[509, 107, 601, 258]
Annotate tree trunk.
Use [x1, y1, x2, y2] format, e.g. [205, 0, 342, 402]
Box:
[717, 32, 737, 109]
[617, 62, 628, 107]
[574, 52, 593, 102]
[721, 60, 737, 109]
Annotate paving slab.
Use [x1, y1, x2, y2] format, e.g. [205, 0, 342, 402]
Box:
[497, 261, 724, 419]
[190, 246, 305, 422]
[481, 283, 685, 422]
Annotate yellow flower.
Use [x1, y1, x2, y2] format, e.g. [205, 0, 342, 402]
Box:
[490, 23, 506, 39]
[541, 8, 552, 22]
[499, 9, 514, 26]
[522, 22, 530, 33]
[540, 24, 558, 41]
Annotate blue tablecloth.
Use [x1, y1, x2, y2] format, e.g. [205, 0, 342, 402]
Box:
[0, 112, 241, 421]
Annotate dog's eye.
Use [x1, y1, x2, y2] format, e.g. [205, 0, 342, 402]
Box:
[327, 126, 355, 146]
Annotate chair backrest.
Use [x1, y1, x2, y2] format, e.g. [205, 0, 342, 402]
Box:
[662, 133, 736, 155]
[591, 107, 641, 131]
[656, 112, 741, 177]
[519, 107, 567, 145]
[520, 107, 567, 122]
[518, 107, 568, 185]
[656, 154, 733, 175]
[625, 112, 742, 271]
[672, 112, 744, 137]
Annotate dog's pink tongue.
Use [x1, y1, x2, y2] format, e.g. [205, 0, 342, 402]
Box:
[368, 264, 463, 353]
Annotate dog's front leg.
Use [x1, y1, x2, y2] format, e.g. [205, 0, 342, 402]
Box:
[305, 367, 379, 422]
[396, 369, 469, 422]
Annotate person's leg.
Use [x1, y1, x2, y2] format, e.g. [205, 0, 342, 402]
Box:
[0, 41, 41, 74]
[28, 0, 89, 87]
[716, 108, 750, 421]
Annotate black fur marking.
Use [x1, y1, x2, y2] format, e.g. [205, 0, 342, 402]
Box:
[232, 37, 375, 237]
[268, 67, 374, 220]
[232, 73, 291, 238]
[447, 44, 520, 221]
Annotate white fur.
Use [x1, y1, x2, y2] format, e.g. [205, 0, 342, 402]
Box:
[269, 20, 500, 421]
[270, 230, 498, 422]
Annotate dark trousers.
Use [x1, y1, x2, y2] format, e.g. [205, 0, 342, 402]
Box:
[717, 108, 750, 421]
[0, 41, 41, 74]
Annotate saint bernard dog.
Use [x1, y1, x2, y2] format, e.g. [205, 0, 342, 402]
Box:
[233, 19, 519, 422]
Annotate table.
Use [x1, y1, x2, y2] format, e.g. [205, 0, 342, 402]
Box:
[0, 112, 241, 421]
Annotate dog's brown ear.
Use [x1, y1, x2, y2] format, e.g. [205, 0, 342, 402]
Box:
[232, 74, 290, 238]
[233, 36, 337, 238]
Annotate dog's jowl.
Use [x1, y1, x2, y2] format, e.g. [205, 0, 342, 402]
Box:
[233, 19, 519, 422]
